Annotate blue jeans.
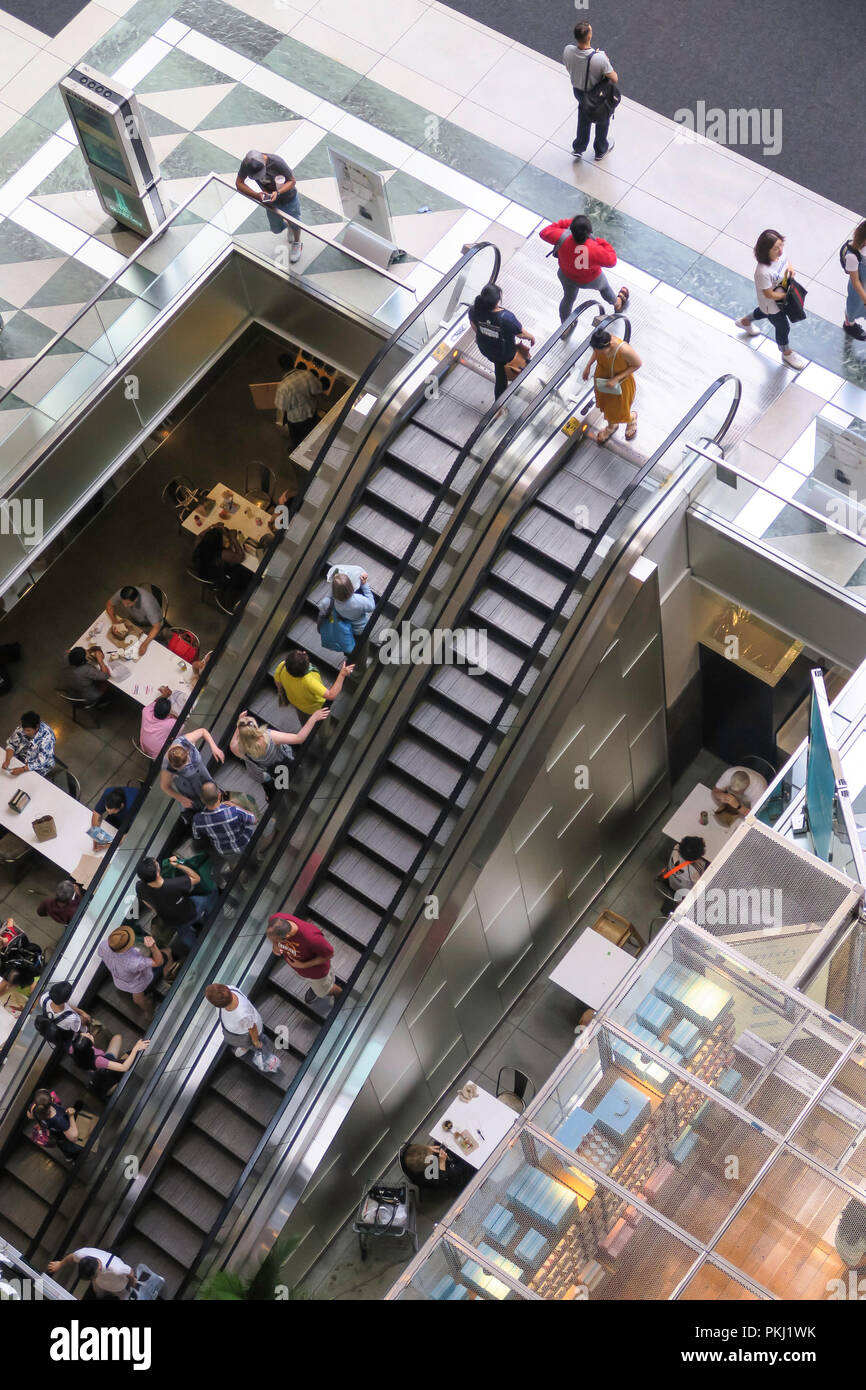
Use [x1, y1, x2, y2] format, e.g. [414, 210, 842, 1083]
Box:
[557, 269, 616, 323]
[752, 306, 790, 349]
[265, 190, 301, 236]
[573, 92, 611, 156]
[190, 890, 218, 925]
[846, 258, 866, 323]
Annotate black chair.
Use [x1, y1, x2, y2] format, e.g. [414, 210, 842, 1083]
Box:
[735, 754, 778, 781]
[496, 1067, 534, 1113]
[166, 624, 200, 654]
[244, 461, 276, 508]
[185, 567, 218, 606]
[54, 689, 102, 730]
[46, 766, 81, 800]
[162, 476, 201, 520]
[647, 916, 669, 944]
[150, 584, 168, 624]
[0, 836, 33, 883]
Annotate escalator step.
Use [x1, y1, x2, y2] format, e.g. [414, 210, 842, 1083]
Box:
[413, 391, 483, 445]
[442, 366, 496, 413]
[115, 1231, 186, 1300]
[211, 1060, 291, 1126]
[368, 462, 441, 521]
[153, 1162, 225, 1234]
[470, 588, 546, 649]
[387, 424, 459, 484]
[191, 1096, 262, 1162]
[268, 937, 362, 996]
[346, 505, 415, 561]
[368, 772, 444, 836]
[174, 1131, 244, 1198]
[306, 881, 381, 946]
[429, 666, 504, 723]
[0, 1211, 31, 1254]
[538, 470, 614, 532]
[0, 1174, 49, 1238]
[578, 443, 640, 496]
[346, 810, 427, 873]
[491, 550, 565, 610]
[408, 700, 485, 762]
[134, 1196, 205, 1269]
[6, 1143, 67, 1203]
[389, 736, 464, 799]
[255, 991, 320, 1053]
[513, 507, 592, 572]
[328, 846, 403, 910]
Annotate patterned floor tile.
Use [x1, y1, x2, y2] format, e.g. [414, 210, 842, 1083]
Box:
[203, 122, 302, 162]
[158, 130, 245, 178]
[0, 257, 69, 308]
[25, 87, 69, 136]
[0, 115, 52, 185]
[32, 145, 92, 196]
[197, 82, 302, 129]
[262, 35, 364, 104]
[31, 190, 114, 238]
[141, 83, 235, 131]
[341, 77, 431, 149]
[137, 103, 189, 138]
[383, 168, 462, 217]
[137, 48, 230, 93]
[293, 135, 392, 180]
[174, 0, 285, 63]
[27, 260, 132, 309]
[0, 221, 65, 266]
[0, 309, 70, 360]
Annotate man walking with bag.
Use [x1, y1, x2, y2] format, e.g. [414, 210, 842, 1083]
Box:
[564, 21, 618, 161]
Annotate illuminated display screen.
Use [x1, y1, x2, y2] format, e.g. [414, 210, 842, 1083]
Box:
[66, 92, 129, 182]
[93, 175, 149, 234]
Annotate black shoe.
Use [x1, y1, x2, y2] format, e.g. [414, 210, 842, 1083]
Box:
[571, 142, 586, 158]
[304, 987, 317, 1004]
[843, 320, 866, 341]
[594, 140, 615, 160]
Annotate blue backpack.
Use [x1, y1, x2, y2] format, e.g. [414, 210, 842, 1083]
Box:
[318, 601, 355, 654]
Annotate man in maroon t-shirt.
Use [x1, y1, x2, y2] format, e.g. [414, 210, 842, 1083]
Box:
[266, 913, 342, 1004]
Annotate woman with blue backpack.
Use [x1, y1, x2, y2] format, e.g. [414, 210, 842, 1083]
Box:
[842, 221, 866, 341]
[317, 565, 375, 656]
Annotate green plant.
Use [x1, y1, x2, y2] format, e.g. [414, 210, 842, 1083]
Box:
[198, 1234, 313, 1300]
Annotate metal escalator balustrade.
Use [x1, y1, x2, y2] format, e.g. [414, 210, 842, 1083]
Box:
[188, 374, 745, 1292]
[76, 311, 634, 1294]
[0, 245, 508, 1273]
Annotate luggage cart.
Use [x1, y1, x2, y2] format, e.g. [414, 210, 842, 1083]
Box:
[352, 1178, 419, 1261]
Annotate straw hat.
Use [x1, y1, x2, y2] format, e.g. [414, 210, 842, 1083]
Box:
[108, 925, 136, 954]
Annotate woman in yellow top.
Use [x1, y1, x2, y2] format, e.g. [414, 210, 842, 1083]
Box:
[582, 326, 641, 443]
[274, 648, 354, 715]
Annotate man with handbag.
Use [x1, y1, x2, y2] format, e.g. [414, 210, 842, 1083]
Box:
[563, 21, 618, 161]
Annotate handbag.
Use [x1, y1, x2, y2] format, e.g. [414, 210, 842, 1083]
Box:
[504, 343, 531, 382]
[8, 789, 30, 814]
[782, 276, 808, 322]
[161, 852, 216, 894]
[318, 600, 356, 654]
[32, 815, 57, 842]
[167, 629, 199, 664]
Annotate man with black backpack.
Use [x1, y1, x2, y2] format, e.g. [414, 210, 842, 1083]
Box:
[563, 21, 619, 161]
[35, 980, 91, 1046]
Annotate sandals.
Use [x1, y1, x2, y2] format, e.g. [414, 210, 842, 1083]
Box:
[625, 412, 638, 441]
[613, 286, 630, 314]
[595, 423, 618, 443]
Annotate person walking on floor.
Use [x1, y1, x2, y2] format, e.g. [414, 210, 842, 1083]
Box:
[204, 982, 279, 1071]
[582, 326, 641, 442]
[467, 283, 535, 400]
[266, 912, 342, 1005]
[735, 229, 807, 370]
[563, 21, 618, 161]
[841, 221, 866, 341]
[275, 355, 323, 447]
[236, 150, 303, 264]
[540, 214, 628, 325]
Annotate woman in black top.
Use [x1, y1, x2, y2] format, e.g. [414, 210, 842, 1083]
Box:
[468, 283, 535, 400]
[192, 524, 252, 605]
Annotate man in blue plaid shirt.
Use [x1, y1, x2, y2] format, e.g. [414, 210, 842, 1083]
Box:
[3, 710, 56, 777]
[192, 782, 256, 856]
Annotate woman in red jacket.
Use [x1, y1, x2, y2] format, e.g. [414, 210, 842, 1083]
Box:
[540, 214, 628, 324]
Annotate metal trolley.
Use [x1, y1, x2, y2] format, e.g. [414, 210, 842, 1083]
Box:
[352, 1178, 419, 1261]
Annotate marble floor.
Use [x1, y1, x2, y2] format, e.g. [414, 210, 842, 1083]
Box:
[0, 0, 864, 442]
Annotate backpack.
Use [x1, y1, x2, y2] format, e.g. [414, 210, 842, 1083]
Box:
[840, 240, 862, 270]
[545, 229, 572, 260]
[581, 74, 621, 120]
[34, 1003, 76, 1046]
[317, 600, 355, 654]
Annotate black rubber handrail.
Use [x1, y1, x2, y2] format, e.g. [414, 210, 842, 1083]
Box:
[178, 372, 743, 1295]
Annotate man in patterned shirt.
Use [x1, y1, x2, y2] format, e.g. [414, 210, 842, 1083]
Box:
[192, 782, 257, 858]
[274, 355, 323, 449]
[3, 710, 56, 777]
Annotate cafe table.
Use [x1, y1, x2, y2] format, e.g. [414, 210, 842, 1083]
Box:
[0, 762, 115, 876]
[430, 1082, 518, 1170]
[73, 611, 195, 708]
[182, 484, 272, 572]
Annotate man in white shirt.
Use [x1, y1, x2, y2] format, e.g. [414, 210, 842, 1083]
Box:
[563, 21, 618, 161]
[204, 982, 279, 1072]
[48, 1247, 137, 1299]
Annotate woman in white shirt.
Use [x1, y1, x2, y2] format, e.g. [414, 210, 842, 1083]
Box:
[842, 220, 866, 341]
[735, 229, 806, 370]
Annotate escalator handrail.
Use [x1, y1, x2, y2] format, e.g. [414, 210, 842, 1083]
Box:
[185, 374, 744, 1290]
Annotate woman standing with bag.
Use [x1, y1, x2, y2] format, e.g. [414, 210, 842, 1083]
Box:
[842, 221, 866, 341]
[230, 710, 328, 799]
[735, 229, 807, 370]
[468, 284, 535, 403]
[582, 326, 641, 442]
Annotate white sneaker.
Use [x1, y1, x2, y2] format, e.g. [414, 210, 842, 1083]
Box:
[782, 349, 807, 370]
[736, 315, 761, 337]
[289, 240, 303, 265]
[233, 1046, 247, 1058]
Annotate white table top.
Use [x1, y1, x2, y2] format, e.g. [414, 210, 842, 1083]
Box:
[182, 485, 270, 572]
[0, 763, 115, 875]
[549, 930, 635, 1010]
[429, 1083, 517, 1170]
[661, 782, 738, 860]
[74, 611, 195, 708]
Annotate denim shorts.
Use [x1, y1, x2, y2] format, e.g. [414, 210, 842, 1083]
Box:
[266, 191, 301, 235]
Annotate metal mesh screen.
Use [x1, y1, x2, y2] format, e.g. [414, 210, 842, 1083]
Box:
[678, 1260, 766, 1300]
[392, 1232, 533, 1301]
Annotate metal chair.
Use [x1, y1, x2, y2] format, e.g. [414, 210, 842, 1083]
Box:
[647, 916, 670, 944]
[244, 461, 276, 508]
[46, 766, 81, 800]
[496, 1067, 534, 1113]
[54, 689, 102, 730]
[132, 737, 151, 761]
[0, 836, 34, 883]
[166, 624, 200, 654]
[735, 754, 777, 782]
[161, 476, 201, 519]
[215, 586, 240, 616]
[150, 584, 169, 623]
[185, 567, 218, 605]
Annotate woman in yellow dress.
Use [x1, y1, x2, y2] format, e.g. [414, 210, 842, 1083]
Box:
[582, 327, 641, 442]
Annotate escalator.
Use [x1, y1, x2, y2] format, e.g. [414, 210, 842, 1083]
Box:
[88, 339, 741, 1294]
